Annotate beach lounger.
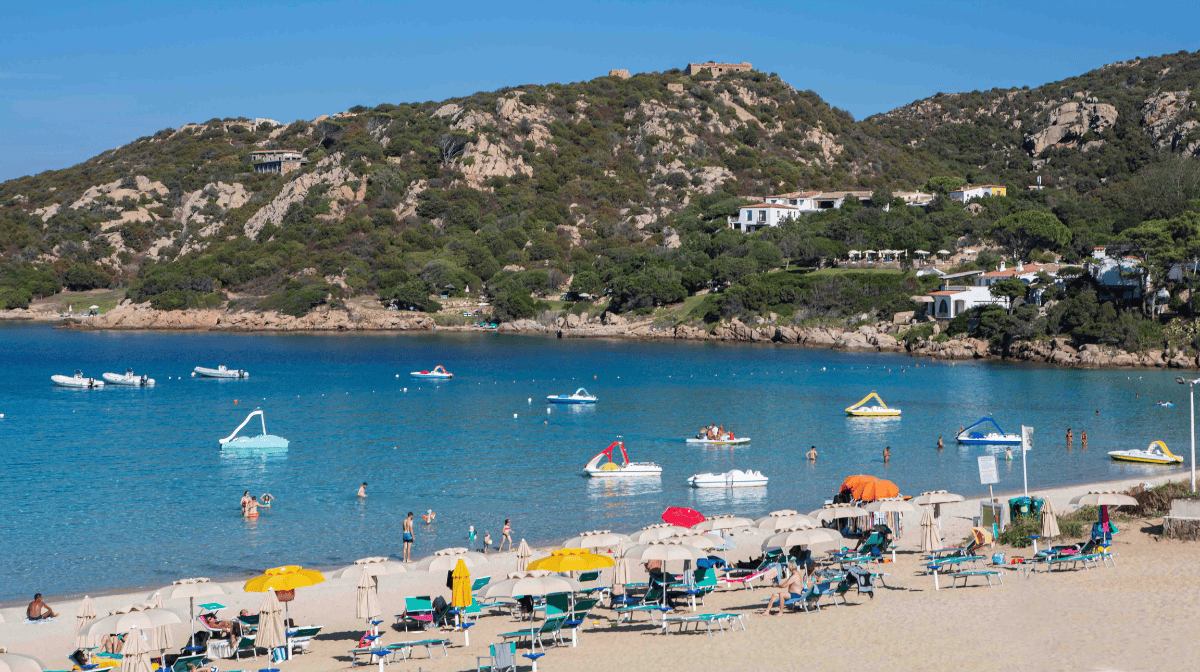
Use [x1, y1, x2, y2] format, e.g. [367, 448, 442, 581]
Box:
[232, 635, 258, 661]
[924, 556, 984, 574]
[286, 626, 322, 654]
[784, 585, 822, 613]
[471, 576, 491, 592]
[563, 598, 599, 646]
[661, 613, 745, 636]
[499, 615, 567, 652]
[384, 638, 450, 660]
[395, 596, 435, 630]
[477, 642, 517, 672]
[347, 647, 388, 666]
[163, 654, 208, 672]
[950, 570, 1004, 588]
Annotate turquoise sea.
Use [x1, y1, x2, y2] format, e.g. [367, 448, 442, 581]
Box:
[0, 323, 1189, 600]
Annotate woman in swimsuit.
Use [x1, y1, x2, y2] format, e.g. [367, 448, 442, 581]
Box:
[500, 519, 513, 552]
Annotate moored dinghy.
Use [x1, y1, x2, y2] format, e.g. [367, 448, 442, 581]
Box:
[194, 365, 249, 379]
[687, 470, 769, 488]
[219, 409, 289, 452]
[582, 441, 662, 477]
[103, 368, 155, 386]
[51, 370, 104, 388]
[411, 364, 453, 379]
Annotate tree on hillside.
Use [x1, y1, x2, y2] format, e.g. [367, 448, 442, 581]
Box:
[924, 176, 964, 194]
[870, 188, 894, 209]
[991, 211, 1071, 262]
[437, 133, 471, 166]
[989, 277, 1027, 314]
[1117, 219, 1174, 315]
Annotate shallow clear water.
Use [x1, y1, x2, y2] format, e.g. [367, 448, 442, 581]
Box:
[0, 324, 1189, 599]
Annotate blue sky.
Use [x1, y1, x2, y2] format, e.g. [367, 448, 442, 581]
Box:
[1, 0, 1197, 181]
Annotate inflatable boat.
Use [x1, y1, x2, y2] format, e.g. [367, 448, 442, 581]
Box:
[103, 368, 155, 386]
[219, 410, 289, 452]
[548, 387, 597, 404]
[194, 365, 249, 379]
[582, 441, 662, 477]
[52, 370, 104, 388]
[687, 470, 769, 488]
[957, 417, 1021, 445]
[1109, 440, 1183, 465]
[411, 365, 453, 379]
[845, 392, 901, 417]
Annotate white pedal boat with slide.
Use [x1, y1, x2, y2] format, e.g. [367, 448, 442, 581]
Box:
[52, 370, 104, 388]
[687, 469, 768, 488]
[103, 368, 155, 386]
[582, 441, 661, 477]
[194, 365, 249, 379]
[219, 409, 289, 452]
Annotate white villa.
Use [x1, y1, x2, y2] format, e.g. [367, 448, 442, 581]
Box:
[948, 184, 1007, 203]
[1087, 247, 1145, 300]
[731, 189, 934, 233]
[925, 262, 1061, 319]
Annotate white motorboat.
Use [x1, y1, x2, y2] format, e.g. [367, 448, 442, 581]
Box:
[687, 470, 769, 488]
[219, 410, 289, 452]
[1109, 440, 1183, 465]
[194, 365, 249, 379]
[102, 368, 155, 386]
[582, 441, 662, 477]
[51, 370, 104, 388]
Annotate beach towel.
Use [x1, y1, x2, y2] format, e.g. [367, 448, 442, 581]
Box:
[25, 617, 57, 624]
[845, 566, 875, 597]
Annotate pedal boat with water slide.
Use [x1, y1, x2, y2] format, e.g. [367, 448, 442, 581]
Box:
[51, 370, 104, 388]
[411, 364, 453, 379]
[845, 392, 901, 417]
[102, 368, 155, 386]
[1109, 440, 1183, 465]
[547, 387, 598, 404]
[193, 365, 249, 379]
[956, 416, 1021, 445]
[582, 441, 662, 477]
[687, 469, 769, 488]
[219, 409, 289, 452]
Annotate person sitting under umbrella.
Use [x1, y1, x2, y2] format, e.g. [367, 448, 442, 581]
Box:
[645, 560, 682, 608]
[759, 561, 813, 616]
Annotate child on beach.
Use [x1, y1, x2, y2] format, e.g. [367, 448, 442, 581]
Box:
[484, 531, 492, 553]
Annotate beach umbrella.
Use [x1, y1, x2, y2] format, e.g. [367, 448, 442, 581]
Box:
[356, 565, 381, 621]
[808, 505, 870, 522]
[450, 559, 472, 609]
[528, 548, 615, 573]
[1041, 499, 1061, 541]
[864, 498, 916, 514]
[915, 250, 929, 255]
[331, 557, 407, 579]
[478, 572, 581, 600]
[88, 305, 100, 310]
[560, 530, 631, 550]
[119, 629, 153, 672]
[414, 548, 488, 572]
[255, 589, 287, 656]
[86, 609, 182, 640]
[146, 593, 172, 655]
[1068, 492, 1138, 507]
[937, 250, 951, 255]
[919, 507, 941, 553]
[0, 654, 43, 672]
[661, 506, 705, 528]
[623, 541, 708, 564]
[846, 477, 899, 502]
[762, 527, 842, 552]
[152, 578, 224, 647]
[515, 539, 533, 571]
[612, 540, 630, 591]
[913, 490, 965, 505]
[693, 515, 754, 532]
[75, 596, 98, 649]
[753, 510, 818, 531]
[661, 531, 727, 550]
[244, 565, 325, 637]
[629, 523, 687, 543]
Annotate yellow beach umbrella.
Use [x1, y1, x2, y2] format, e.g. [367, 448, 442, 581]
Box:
[527, 548, 616, 573]
[450, 559, 472, 609]
[243, 565, 326, 592]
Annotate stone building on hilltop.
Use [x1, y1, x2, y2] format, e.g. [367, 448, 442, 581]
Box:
[686, 61, 752, 76]
[249, 149, 307, 175]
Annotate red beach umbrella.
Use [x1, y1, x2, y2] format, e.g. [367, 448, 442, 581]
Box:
[662, 506, 705, 528]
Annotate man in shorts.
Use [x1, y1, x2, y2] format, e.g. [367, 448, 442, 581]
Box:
[403, 512, 415, 562]
[28, 593, 58, 620]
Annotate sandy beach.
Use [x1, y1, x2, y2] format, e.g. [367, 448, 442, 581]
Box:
[2, 473, 1196, 672]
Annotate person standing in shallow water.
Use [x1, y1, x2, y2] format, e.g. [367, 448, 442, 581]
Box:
[806, 446, 818, 461]
[1066, 429, 1073, 449]
[357, 482, 367, 498]
[937, 436, 944, 451]
[883, 446, 891, 463]
[1081, 430, 1088, 450]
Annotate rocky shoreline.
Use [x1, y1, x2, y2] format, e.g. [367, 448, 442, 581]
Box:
[5, 302, 1198, 370]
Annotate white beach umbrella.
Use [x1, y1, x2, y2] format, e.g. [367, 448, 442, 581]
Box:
[75, 596, 98, 649]
[661, 531, 726, 550]
[1041, 499, 1061, 541]
[919, 507, 941, 553]
[86, 609, 182, 639]
[914, 250, 930, 255]
[865, 498, 917, 514]
[356, 565, 381, 621]
[561, 530, 631, 550]
[477, 572, 581, 601]
[119, 629, 153, 672]
[693, 515, 755, 532]
[255, 589, 287, 654]
[0, 654, 44, 672]
[913, 491, 965, 506]
[414, 548, 488, 572]
[937, 250, 951, 255]
[1069, 492, 1138, 507]
[808, 505, 870, 522]
[330, 558, 407, 579]
[754, 511, 819, 531]
[629, 524, 687, 543]
[623, 541, 708, 564]
[515, 539, 533, 572]
[762, 527, 843, 552]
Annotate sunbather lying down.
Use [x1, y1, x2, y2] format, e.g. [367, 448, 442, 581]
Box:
[200, 614, 240, 637]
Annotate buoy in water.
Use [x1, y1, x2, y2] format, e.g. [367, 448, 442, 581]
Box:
[513, 413, 518, 418]
[546, 408, 551, 414]
[528, 398, 532, 403]
[234, 399, 239, 404]
[395, 374, 399, 378]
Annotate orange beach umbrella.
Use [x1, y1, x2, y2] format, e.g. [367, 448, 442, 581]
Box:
[841, 475, 899, 502]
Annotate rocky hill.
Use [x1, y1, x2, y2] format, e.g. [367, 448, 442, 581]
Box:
[1, 51, 1200, 327]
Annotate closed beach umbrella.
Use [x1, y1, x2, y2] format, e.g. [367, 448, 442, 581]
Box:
[255, 589, 286, 654]
[119, 629, 153, 672]
[414, 548, 488, 573]
[661, 506, 705, 528]
[561, 530, 631, 550]
[920, 507, 942, 553]
[1041, 499, 1061, 541]
[450, 559, 472, 609]
[75, 596, 98, 649]
[147, 593, 172, 654]
[693, 515, 754, 532]
[0, 654, 43, 672]
[527, 548, 615, 573]
[612, 540, 630, 591]
[515, 539, 533, 571]
[356, 565, 381, 621]
[629, 523, 687, 543]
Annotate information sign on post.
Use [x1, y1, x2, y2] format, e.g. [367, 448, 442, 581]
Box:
[977, 455, 999, 485]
